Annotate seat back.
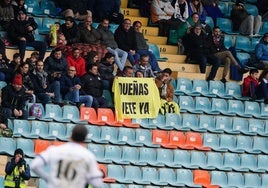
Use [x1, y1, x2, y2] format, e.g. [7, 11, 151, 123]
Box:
[244, 101, 261, 117]
[216, 18, 233, 33]
[195, 97, 212, 113]
[235, 35, 252, 52]
[16, 138, 35, 158]
[30, 121, 49, 138]
[97, 108, 116, 123]
[104, 145, 122, 163]
[34, 139, 51, 154]
[191, 79, 209, 95]
[47, 122, 66, 139]
[244, 173, 261, 187]
[0, 137, 16, 155]
[211, 98, 228, 114]
[80, 107, 98, 123]
[62, 105, 80, 120]
[44, 104, 63, 120]
[227, 172, 245, 187]
[13, 119, 31, 137]
[121, 146, 139, 164]
[87, 143, 105, 162]
[168, 131, 186, 147]
[165, 113, 182, 129]
[175, 78, 192, 95]
[178, 96, 195, 112]
[211, 171, 228, 187]
[193, 170, 211, 187]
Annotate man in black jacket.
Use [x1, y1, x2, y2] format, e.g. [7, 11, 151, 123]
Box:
[1, 74, 28, 119]
[81, 63, 107, 109]
[8, 10, 46, 61]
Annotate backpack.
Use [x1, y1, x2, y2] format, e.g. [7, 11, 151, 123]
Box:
[29, 103, 43, 119]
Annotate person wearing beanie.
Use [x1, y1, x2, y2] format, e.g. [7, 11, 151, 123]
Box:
[255, 33, 268, 69]
[1, 74, 28, 119]
[31, 124, 103, 188]
[231, 0, 262, 37]
[4, 148, 31, 188]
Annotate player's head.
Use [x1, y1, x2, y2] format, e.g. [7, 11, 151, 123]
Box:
[71, 125, 88, 142]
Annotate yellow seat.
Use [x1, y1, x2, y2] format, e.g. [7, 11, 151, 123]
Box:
[160, 54, 186, 63]
[141, 26, 159, 36]
[157, 44, 179, 55]
[145, 35, 167, 45]
[120, 0, 128, 8]
[121, 8, 140, 17]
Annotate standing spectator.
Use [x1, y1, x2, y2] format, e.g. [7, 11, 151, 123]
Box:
[67, 48, 86, 77]
[151, 0, 175, 36]
[60, 16, 79, 45]
[242, 69, 259, 98]
[92, 0, 123, 24]
[30, 124, 103, 188]
[231, 0, 262, 37]
[0, 0, 14, 31]
[208, 26, 247, 83]
[8, 10, 46, 61]
[98, 52, 115, 91]
[202, 0, 222, 23]
[172, 0, 189, 23]
[114, 18, 139, 65]
[255, 33, 268, 69]
[1, 74, 28, 119]
[30, 60, 61, 105]
[81, 63, 107, 109]
[133, 20, 161, 72]
[56, 0, 92, 20]
[97, 18, 128, 71]
[186, 24, 220, 81]
[4, 148, 31, 187]
[60, 66, 93, 107]
[188, 0, 206, 23]
[133, 54, 155, 78]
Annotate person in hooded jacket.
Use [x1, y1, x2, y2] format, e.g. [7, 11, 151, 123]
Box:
[255, 33, 268, 69]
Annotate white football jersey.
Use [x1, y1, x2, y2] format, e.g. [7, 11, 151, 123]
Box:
[32, 142, 102, 188]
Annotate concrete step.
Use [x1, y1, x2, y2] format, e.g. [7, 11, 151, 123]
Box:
[121, 8, 140, 17]
[145, 35, 167, 45]
[158, 44, 179, 55]
[141, 26, 159, 36]
[160, 54, 187, 63]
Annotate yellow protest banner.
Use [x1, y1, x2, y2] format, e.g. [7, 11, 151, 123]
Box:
[113, 77, 161, 119]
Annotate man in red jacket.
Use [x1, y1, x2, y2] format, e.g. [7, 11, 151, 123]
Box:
[67, 48, 86, 77]
[242, 69, 259, 98]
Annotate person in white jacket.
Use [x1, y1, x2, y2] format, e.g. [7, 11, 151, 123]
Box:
[151, 0, 176, 36]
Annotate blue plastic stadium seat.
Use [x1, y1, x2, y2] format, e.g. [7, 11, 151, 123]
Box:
[175, 78, 193, 95]
[235, 35, 252, 52]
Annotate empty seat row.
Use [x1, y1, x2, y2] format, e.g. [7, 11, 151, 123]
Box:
[204, 133, 268, 154]
[179, 96, 268, 119]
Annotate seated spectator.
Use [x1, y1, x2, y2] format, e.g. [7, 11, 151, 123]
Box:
[171, 0, 189, 23]
[257, 0, 268, 22]
[135, 70, 144, 78]
[92, 0, 123, 24]
[0, 53, 9, 81]
[85, 51, 99, 66]
[231, 0, 262, 37]
[114, 19, 139, 65]
[81, 63, 107, 109]
[15, 62, 35, 103]
[44, 48, 68, 103]
[67, 48, 86, 77]
[117, 65, 134, 77]
[60, 16, 79, 45]
[6, 53, 20, 83]
[133, 20, 161, 72]
[255, 33, 268, 69]
[242, 69, 259, 98]
[186, 24, 220, 81]
[208, 26, 248, 83]
[98, 52, 115, 91]
[0, 0, 14, 31]
[256, 69, 268, 103]
[97, 18, 127, 71]
[30, 60, 61, 105]
[188, 0, 206, 23]
[151, 0, 176, 36]
[133, 54, 155, 78]
[8, 10, 46, 61]
[56, 0, 92, 20]
[25, 51, 39, 73]
[155, 68, 180, 114]
[201, 0, 222, 23]
[1, 74, 28, 119]
[60, 66, 93, 108]
[74, 15, 107, 60]
[12, 0, 26, 17]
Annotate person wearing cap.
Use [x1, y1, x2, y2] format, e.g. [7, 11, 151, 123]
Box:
[4, 148, 31, 188]
[31, 124, 103, 188]
[255, 33, 268, 69]
[1, 74, 28, 119]
[230, 0, 262, 37]
[186, 23, 220, 81]
[8, 9, 47, 61]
